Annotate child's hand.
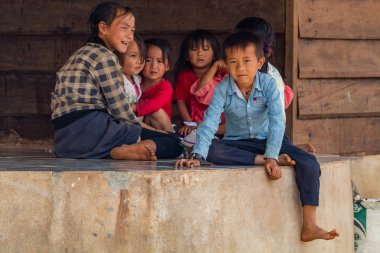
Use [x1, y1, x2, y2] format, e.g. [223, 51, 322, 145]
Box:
[175, 158, 201, 168]
[212, 60, 226, 71]
[265, 158, 282, 180]
[178, 125, 196, 136]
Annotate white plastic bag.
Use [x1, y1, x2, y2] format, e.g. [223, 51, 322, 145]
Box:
[354, 198, 380, 253]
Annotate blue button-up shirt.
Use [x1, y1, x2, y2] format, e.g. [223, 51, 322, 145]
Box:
[193, 72, 285, 160]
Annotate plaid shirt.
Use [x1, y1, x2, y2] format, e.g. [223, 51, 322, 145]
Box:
[51, 42, 138, 124]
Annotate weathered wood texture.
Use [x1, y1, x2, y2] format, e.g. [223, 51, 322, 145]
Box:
[0, 35, 87, 72]
[0, 115, 53, 139]
[299, 0, 380, 39]
[0, 73, 55, 116]
[291, 0, 380, 155]
[293, 117, 380, 155]
[298, 79, 380, 118]
[298, 39, 380, 78]
[0, 34, 285, 73]
[0, 0, 285, 34]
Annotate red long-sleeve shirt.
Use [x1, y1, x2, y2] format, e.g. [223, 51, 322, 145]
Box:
[136, 78, 173, 119]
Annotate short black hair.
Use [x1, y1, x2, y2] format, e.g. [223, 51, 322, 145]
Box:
[222, 31, 264, 60]
[144, 38, 172, 65]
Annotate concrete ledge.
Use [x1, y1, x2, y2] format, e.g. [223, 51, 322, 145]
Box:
[0, 158, 353, 252]
[349, 154, 380, 198]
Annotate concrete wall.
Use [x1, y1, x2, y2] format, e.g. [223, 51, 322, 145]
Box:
[0, 159, 353, 252]
[350, 155, 380, 199]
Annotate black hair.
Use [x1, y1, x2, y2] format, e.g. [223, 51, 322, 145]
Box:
[134, 33, 146, 64]
[222, 31, 264, 60]
[144, 38, 172, 65]
[174, 29, 221, 79]
[87, 2, 133, 44]
[235, 17, 274, 73]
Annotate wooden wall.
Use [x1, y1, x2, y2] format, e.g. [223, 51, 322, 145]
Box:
[286, 0, 380, 154]
[0, 0, 286, 140]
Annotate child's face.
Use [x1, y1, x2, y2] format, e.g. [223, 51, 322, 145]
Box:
[224, 44, 265, 88]
[99, 11, 135, 53]
[122, 40, 144, 76]
[188, 41, 214, 70]
[142, 45, 169, 83]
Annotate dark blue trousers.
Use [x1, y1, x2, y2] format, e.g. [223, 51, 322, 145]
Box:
[207, 136, 320, 206]
[54, 110, 183, 159]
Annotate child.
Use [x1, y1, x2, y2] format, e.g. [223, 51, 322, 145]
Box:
[236, 16, 293, 113]
[176, 31, 339, 242]
[51, 2, 182, 160]
[174, 29, 227, 136]
[117, 32, 146, 104]
[236, 16, 315, 153]
[130, 38, 173, 132]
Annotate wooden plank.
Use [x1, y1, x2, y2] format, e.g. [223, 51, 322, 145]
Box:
[285, 0, 298, 140]
[0, 35, 87, 72]
[299, 0, 380, 39]
[0, 115, 54, 140]
[293, 118, 380, 155]
[298, 79, 380, 118]
[0, 73, 55, 116]
[0, 33, 286, 74]
[0, 0, 285, 34]
[298, 39, 380, 78]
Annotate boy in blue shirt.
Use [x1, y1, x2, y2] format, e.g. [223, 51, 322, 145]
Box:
[176, 31, 339, 242]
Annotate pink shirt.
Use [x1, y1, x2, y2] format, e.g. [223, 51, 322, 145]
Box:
[189, 68, 228, 122]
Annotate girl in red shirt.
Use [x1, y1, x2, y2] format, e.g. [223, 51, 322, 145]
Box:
[173, 30, 227, 136]
[130, 38, 173, 132]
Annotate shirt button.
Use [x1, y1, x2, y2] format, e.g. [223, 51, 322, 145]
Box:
[249, 127, 253, 130]
[247, 104, 250, 108]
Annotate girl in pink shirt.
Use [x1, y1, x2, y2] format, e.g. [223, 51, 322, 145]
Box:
[174, 29, 227, 136]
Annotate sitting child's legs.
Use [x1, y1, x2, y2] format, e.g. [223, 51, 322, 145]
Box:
[280, 141, 339, 241]
[207, 138, 295, 166]
[207, 139, 257, 165]
[144, 108, 173, 132]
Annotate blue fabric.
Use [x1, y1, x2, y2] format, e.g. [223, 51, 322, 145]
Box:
[193, 72, 285, 160]
[207, 135, 320, 206]
[54, 110, 141, 158]
[54, 110, 183, 159]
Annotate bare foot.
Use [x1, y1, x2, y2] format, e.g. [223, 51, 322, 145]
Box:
[296, 143, 316, 154]
[278, 154, 296, 166]
[111, 144, 158, 161]
[301, 225, 339, 242]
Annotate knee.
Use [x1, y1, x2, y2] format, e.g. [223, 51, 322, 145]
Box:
[207, 142, 223, 164]
[297, 154, 320, 176]
[151, 108, 168, 120]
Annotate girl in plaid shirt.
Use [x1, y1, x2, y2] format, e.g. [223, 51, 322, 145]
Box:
[51, 2, 182, 160]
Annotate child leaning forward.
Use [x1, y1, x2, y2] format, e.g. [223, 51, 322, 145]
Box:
[176, 31, 339, 242]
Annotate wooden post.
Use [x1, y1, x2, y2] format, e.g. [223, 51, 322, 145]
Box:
[284, 0, 298, 141]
